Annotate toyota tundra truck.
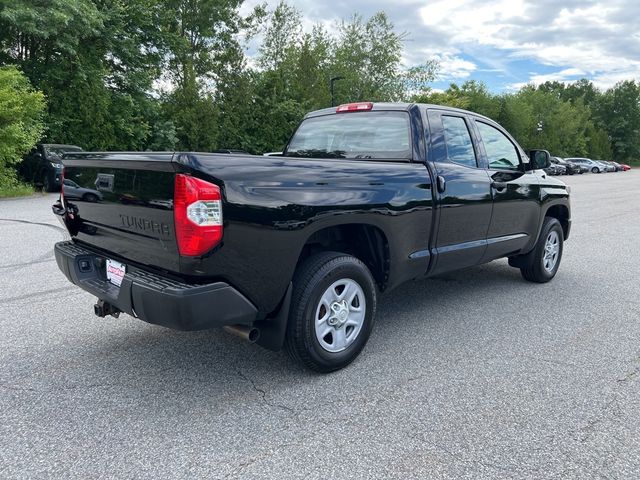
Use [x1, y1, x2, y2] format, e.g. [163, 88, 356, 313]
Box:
[52, 102, 571, 372]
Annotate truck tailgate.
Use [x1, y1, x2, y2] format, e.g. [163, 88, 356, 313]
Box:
[61, 153, 180, 272]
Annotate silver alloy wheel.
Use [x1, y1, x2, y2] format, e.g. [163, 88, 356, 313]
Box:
[543, 230, 560, 272]
[314, 278, 366, 353]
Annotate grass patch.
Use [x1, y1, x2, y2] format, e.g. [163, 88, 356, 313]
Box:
[0, 182, 35, 198]
[0, 169, 36, 198]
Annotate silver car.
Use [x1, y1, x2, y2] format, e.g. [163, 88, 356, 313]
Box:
[564, 157, 606, 173]
[63, 179, 102, 202]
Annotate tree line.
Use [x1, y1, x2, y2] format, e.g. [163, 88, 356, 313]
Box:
[0, 0, 639, 192]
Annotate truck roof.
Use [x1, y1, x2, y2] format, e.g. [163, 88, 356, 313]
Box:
[305, 102, 495, 123]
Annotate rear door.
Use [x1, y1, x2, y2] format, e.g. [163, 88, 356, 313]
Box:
[473, 118, 541, 261]
[426, 109, 493, 274]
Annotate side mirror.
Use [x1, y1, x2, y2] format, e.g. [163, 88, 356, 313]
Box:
[527, 149, 551, 170]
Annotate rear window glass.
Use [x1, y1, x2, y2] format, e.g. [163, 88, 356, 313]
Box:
[285, 111, 411, 160]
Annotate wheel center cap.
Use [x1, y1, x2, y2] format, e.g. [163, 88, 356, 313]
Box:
[330, 301, 349, 327]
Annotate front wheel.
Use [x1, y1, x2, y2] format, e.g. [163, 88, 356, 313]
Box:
[591, 167, 599, 173]
[43, 175, 53, 192]
[285, 252, 377, 372]
[520, 217, 564, 283]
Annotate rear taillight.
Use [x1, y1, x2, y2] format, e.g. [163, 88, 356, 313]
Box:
[174, 174, 223, 256]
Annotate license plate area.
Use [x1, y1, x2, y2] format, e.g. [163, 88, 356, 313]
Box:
[106, 259, 126, 287]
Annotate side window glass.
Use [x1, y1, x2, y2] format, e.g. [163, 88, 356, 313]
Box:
[476, 122, 520, 170]
[441, 116, 477, 168]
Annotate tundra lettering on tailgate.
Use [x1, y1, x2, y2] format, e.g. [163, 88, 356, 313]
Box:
[119, 214, 171, 237]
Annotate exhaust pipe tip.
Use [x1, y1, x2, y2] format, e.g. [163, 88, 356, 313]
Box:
[223, 325, 260, 343]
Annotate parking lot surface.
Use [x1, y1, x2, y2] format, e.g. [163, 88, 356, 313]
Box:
[1, 171, 640, 479]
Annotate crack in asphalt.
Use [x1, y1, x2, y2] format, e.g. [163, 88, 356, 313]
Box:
[221, 441, 294, 480]
[574, 355, 639, 444]
[617, 358, 640, 384]
[236, 370, 295, 414]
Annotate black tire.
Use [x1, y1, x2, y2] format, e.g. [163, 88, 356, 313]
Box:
[83, 193, 98, 202]
[520, 217, 564, 283]
[591, 167, 599, 173]
[285, 252, 377, 373]
[43, 175, 52, 192]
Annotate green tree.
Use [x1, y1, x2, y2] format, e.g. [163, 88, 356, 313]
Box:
[402, 60, 439, 100]
[157, 0, 265, 150]
[412, 83, 471, 109]
[593, 80, 640, 162]
[0, 0, 165, 150]
[0, 66, 45, 191]
[459, 80, 501, 120]
[331, 12, 405, 103]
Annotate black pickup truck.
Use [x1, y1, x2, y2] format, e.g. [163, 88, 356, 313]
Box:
[53, 102, 571, 372]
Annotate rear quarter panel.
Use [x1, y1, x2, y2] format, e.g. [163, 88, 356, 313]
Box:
[178, 155, 435, 316]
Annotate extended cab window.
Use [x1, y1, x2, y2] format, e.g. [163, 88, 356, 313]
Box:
[441, 116, 477, 168]
[476, 122, 520, 170]
[285, 111, 411, 160]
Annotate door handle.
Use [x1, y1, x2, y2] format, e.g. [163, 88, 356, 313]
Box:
[491, 181, 507, 192]
[437, 175, 446, 193]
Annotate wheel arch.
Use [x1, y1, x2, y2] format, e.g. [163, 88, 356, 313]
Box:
[296, 223, 391, 292]
[544, 203, 570, 240]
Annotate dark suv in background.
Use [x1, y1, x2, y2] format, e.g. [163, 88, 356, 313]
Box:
[19, 144, 83, 191]
[552, 157, 583, 175]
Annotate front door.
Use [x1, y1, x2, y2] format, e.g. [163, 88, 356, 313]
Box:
[473, 119, 541, 261]
[427, 110, 493, 275]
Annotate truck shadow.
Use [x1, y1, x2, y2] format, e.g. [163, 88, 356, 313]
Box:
[29, 259, 574, 412]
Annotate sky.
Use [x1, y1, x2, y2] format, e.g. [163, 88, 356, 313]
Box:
[239, 0, 640, 93]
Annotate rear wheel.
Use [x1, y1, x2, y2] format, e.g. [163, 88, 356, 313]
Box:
[285, 252, 377, 372]
[520, 217, 564, 283]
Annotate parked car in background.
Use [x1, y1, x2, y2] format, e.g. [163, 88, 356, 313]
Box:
[597, 161, 616, 172]
[19, 144, 84, 191]
[565, 157, 605, 173]
[552, 157, 583, 175]
[544, 163, 565, 175]
[61, 179, 102, 203]
[610, 162, 624, 171]
[620, 163, 632, 171]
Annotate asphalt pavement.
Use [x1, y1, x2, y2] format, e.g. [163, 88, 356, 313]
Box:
[1, 170, 640, 479]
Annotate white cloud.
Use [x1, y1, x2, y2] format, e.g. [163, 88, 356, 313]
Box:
[432, 53, 477, 80]
[240, 0, 640, 90]
[415, 0, 640, 88]
[512, 67, 586, 88]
